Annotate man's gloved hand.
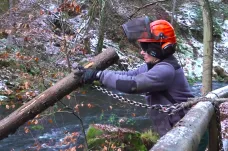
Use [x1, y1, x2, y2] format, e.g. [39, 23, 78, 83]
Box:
[74, 66, 102, 84]
[81, 68, 100, 84]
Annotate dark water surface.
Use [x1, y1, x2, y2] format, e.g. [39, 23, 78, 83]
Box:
[0, 82, 227, 151]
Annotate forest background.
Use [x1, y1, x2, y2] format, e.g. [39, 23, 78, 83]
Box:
[0, 0, 228, 150]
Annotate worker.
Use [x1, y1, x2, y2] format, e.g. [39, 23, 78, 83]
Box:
[77, 17, 208, 150]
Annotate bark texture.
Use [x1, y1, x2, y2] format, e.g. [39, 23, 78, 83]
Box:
[199, 0, 213, 95]
[0, 48, 119, 140]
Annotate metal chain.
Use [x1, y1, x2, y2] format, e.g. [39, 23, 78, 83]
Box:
[212, 102, 224, 151]
[92, 85, 178, 114]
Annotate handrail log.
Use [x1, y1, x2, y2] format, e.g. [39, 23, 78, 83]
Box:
[150, 85, 228, 151]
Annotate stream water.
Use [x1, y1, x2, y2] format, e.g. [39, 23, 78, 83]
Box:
[0, 82, 227, 151]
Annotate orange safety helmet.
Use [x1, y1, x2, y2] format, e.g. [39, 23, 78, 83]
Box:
[138, 20, 176, 44]
[122, 17, 177, 59]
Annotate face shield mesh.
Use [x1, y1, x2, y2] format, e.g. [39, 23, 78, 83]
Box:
[122, 16, 152, 42]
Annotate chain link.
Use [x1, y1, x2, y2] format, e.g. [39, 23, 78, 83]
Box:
[92, 85, 179, 114]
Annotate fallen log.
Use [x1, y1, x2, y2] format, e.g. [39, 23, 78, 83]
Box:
[0, 48, 119, 140]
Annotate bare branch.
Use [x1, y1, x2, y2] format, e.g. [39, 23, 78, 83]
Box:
[129, 0, 167, 18]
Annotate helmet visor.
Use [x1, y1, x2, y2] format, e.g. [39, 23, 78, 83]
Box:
[122, 16, 152, 42]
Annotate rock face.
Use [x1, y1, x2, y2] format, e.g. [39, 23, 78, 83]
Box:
[214, 66, 228, 82]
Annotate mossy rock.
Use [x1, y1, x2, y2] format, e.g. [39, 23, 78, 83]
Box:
[86, 124, 147, 151]
[214, 66, 228, 82]
[140, 129, 160, 150]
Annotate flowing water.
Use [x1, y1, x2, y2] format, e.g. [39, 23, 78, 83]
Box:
[0, 82, 227, 151]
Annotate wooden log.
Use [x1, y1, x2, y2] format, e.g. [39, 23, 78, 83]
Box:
[0, 48, 119, 140]
[209, 112, 219, 151]
[150, 85, 228, 151]
[206, 86, 228, 151]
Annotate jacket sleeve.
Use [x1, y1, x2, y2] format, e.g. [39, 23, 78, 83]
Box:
[106, 64, 147, 76]
[99, 62, 175, 94]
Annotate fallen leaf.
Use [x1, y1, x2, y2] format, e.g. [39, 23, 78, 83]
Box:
[5, 89, 13, 95]
[75, 5, 80, 13]
[6, 105, 10, 109]
[28, 14, 34, 20]
[34, 57, 39, 62]
[34, 119, 38, 125]
[27, 121, 32, 125]
[35, 114, 40, 118]
[66, 95, 71, 100]
[5, 29, 12, 34]
[102, 146, 108, 151]
[24, 81, 30, 89]
[77, 144, 84, 148]
[24, 36, 31, 42]
[70, 146, 76, 151]
[48, 119, 53, 124]
[87, 103, 92, 108]
[111, 143, 116, 149]
[24, 127, 30, 133]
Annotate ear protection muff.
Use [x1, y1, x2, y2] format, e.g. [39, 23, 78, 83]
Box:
[139, 41, 176, 59]
[161, 42, 176, 58]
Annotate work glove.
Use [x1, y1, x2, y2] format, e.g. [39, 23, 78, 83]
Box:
[75, 66, 102, 84]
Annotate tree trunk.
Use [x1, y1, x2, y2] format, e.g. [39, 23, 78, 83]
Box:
[198, 2, 215, 150]
[96, 0, 107, 54]
[0, 48, 119, 140]
[6, 0, 13, 46]
[171, 0, 176, 25]
[199, 0, 213, 95]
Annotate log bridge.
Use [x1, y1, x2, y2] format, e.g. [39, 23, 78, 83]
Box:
[151, 85, 228, 151]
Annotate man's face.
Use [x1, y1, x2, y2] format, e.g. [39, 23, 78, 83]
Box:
[139, 42, 161, 63]
[140, 50, 158, 63]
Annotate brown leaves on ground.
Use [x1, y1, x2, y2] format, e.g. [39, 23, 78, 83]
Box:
[74, 103, 95, 113]
[3, 101, 16, 110]
[0, 52, 9, 59]
[59, 132, 81, 151]
[58, 1, 81, 16]
[24, 126, 30, 133]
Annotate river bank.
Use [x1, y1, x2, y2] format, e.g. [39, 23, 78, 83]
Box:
[0, 0, 228, 150]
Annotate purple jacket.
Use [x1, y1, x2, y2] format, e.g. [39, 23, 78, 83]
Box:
[99, 55, 194, 136]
